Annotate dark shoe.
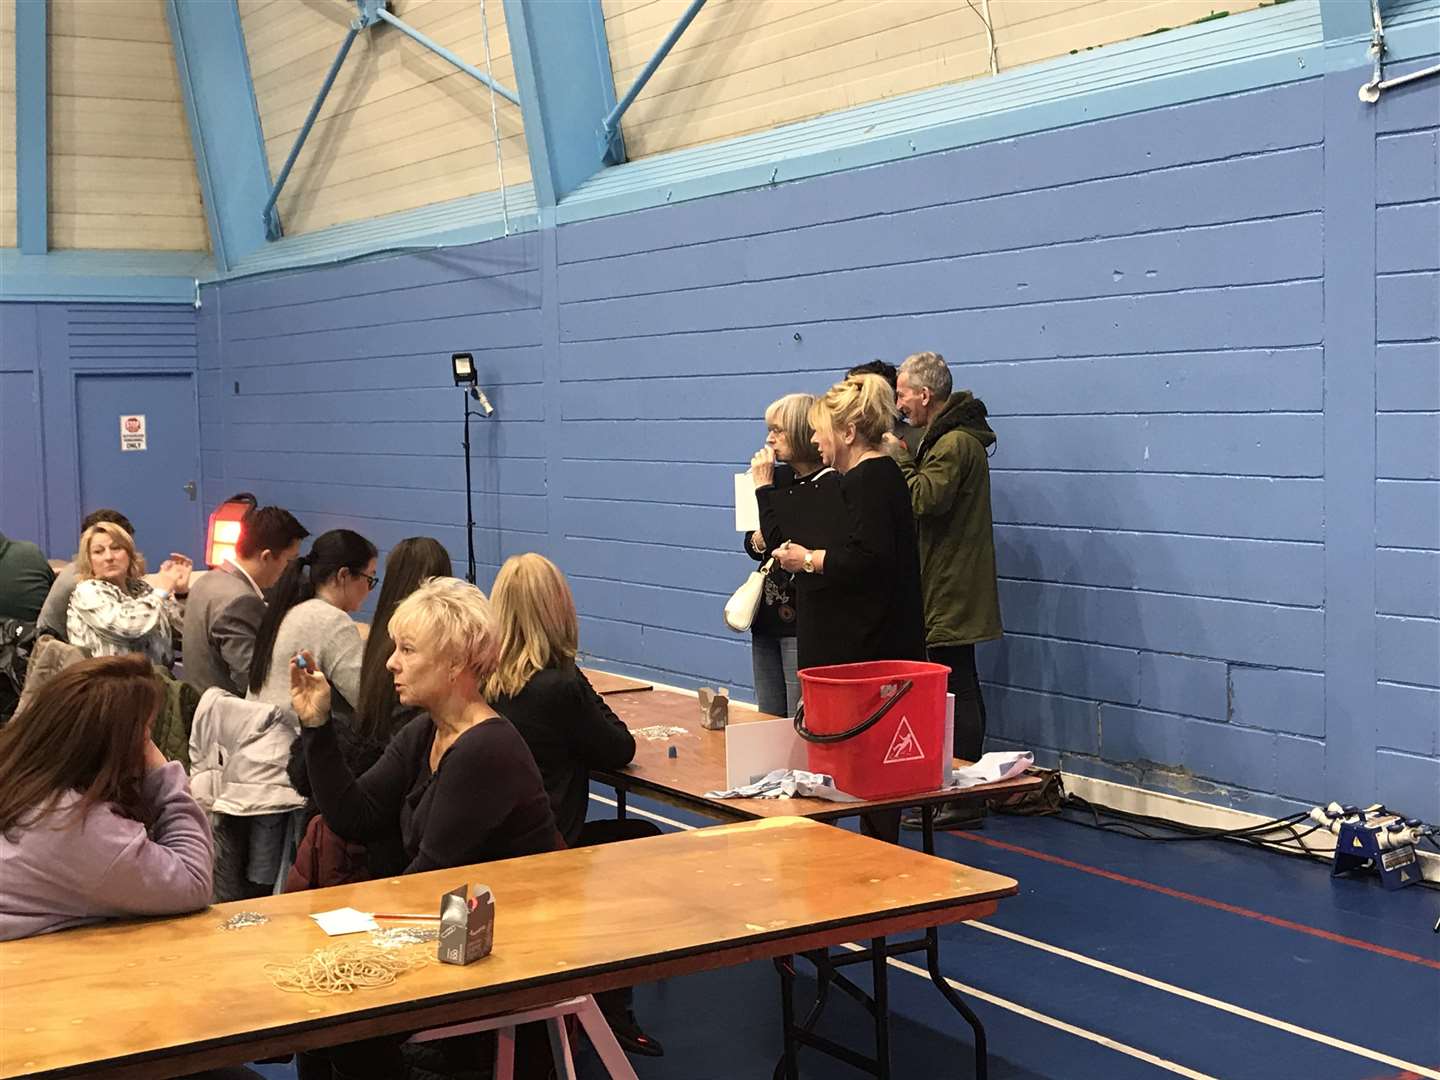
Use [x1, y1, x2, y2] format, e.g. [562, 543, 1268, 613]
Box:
[901, 805, 987, 831]
[606, 1009, 665, 1057]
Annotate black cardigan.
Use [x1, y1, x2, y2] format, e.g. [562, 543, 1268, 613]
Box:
[491, 665, 636, 847]
[792, 455, 928, 670]
[302, 712, 560, 873]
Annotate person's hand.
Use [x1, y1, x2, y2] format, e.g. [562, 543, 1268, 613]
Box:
[750, 529, 767, 554]
[750, 447, 775, 488]
[774, 541, 809, 573]
[169, 553, 193, 593]
[156, 555, 191, 594]
[142, 738, 167, 772]
[880, 432, 904, 457]
[289, 650, 332, 728]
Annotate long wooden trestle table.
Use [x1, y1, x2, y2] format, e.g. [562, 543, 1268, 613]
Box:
[588, 685, 1042, 1079]
[0, 817, 1015, 1080]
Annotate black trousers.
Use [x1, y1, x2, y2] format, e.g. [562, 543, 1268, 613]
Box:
[927, 643, 988, 761]
[575, 817, 663, 847]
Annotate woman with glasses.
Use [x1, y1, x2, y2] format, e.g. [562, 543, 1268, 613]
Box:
[247, 528, 377, 720]
[228, 529, 376, 898]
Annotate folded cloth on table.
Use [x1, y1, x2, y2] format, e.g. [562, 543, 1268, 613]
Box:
[704, 768, 862, 802]
[945, 751, 1033, 790]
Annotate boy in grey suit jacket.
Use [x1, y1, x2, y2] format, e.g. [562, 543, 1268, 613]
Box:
[182, 507, 307, 695]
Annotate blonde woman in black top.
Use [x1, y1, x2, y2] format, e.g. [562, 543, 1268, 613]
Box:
[773, 374, 927, 669]
[486, 553, 638, 848]
[486, 552, 665, 1059]
[773, 374, 927, 845]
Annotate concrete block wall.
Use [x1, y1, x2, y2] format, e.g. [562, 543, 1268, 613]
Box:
[1371, 75, 1440, 824]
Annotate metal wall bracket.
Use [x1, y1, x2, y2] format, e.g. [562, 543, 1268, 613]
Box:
[599, 0, 708, 165]
[261, 0, 520, 241]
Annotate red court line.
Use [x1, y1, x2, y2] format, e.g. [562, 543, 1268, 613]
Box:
[951, 831, 1440, 971]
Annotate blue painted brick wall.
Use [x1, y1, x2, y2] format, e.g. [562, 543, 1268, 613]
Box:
[1371, 71, 1440, 823]
[175, 71, 1439, 818]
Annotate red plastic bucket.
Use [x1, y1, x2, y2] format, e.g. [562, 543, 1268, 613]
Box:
[794, 660, 950, 799]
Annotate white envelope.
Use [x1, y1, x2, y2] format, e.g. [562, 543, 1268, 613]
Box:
[734, 473, 760, 532]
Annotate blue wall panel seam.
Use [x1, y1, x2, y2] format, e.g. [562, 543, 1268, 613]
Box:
[995, 576, 1326, 612]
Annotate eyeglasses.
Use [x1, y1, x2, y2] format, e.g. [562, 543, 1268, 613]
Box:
[361, 573, 380, 591]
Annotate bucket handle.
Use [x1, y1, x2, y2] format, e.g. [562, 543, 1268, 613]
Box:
[793, 680, 914, 744]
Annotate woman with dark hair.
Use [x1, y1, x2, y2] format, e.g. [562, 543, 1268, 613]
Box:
[228, 530, 374, 896]
[246, 529, 377, 714]
[0, 654, 213, 940]
[354, 537, 452, 743]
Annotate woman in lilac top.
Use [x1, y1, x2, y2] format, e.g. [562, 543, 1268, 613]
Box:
[0, 654, 213, 941]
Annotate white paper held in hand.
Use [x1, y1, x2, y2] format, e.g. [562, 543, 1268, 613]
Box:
[735, 473, 760, 533]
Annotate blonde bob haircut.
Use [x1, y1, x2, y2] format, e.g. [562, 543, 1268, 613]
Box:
[75, 521, 146, 581]
[764, 393, 821, 469]
[808, 373, 896, 447]
[485, 553, 578, 700]
[387, 576, 498, 682]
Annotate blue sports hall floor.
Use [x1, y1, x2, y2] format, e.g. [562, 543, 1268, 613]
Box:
[257, 788, 1440, 1080]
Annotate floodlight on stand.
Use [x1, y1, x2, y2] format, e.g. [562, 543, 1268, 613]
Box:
[451, 352, 494, 585]
[452, 352, 477, 388]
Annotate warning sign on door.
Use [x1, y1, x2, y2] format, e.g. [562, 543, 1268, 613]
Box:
[883, 717, 926, 764]
[120, 415, 147, 452]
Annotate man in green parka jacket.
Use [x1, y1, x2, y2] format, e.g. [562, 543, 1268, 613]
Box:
[886, 352, 1003, 827]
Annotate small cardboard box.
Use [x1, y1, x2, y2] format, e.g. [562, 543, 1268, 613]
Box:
[438, 884, 494, 966]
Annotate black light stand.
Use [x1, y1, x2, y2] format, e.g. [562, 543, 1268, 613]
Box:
[452, 353, 494, 585]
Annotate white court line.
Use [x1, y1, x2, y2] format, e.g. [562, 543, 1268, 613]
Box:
[588, 795, 1215, 1076]
[833, 943, 1218, 1080]
[964, 921, 1440, 1079]
[589, 793, 1440, 1078]
[588, 792, 698, 832]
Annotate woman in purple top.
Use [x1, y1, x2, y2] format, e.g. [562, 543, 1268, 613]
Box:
[0, 654, 213, 942]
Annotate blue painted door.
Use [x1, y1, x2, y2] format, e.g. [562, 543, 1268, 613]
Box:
[75, 373, 202, 565]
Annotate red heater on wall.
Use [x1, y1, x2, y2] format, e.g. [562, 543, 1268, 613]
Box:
[205, 501, 250, 569]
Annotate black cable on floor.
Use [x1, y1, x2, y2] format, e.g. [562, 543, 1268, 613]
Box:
[1056, 796, 1440, 893]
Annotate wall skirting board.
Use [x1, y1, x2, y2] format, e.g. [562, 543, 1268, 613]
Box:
[1063, 772, 1440, 884]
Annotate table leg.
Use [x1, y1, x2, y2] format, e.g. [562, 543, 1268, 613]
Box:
[871, 937, 891, 1080]
[615, 786, 628, 820]
[926, 928, 988, 1080]
[922, 803, 936, 856]
[776, 955, 800, 1080]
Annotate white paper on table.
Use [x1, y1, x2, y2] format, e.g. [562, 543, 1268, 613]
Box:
[311, 907, 379, 936]
[946, 751, 1034, 790]
[726, 715, 808, 788]
[734, 473, 760, 533]
[943, 693, 955, 784]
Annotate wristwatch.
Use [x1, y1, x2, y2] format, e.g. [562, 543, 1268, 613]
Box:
[803, 551, 815, 574]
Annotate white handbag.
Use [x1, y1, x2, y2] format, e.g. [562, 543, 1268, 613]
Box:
[724, 558, 774, 633]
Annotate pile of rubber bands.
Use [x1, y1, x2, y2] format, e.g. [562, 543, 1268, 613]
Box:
[264, 943, 431, 996]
